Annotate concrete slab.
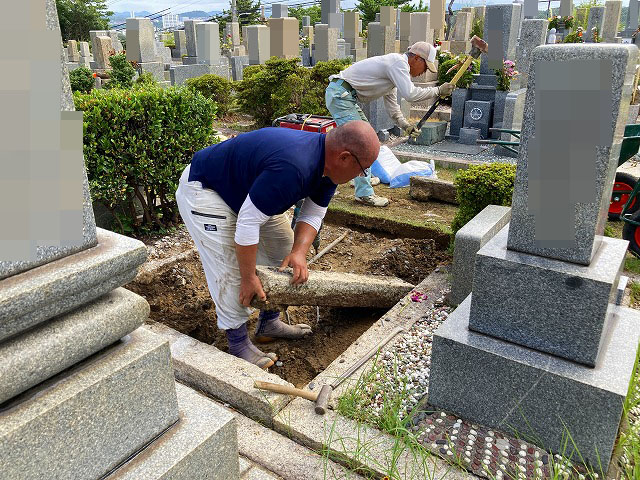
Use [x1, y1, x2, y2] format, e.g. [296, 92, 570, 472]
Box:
[409, 177, 458, 204]
[0, 328, 179, 480]
[144, 323, 292, 427]
[0, 287, 148, 404]
[251, 266, 414, 310]
[244, 467, 282, 479]
[0, 228, 147, 342]
[235, 414, 363, 480]
[108, 383, 239, 480]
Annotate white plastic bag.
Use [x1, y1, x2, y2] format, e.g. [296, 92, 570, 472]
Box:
[389, 160, 437, 188]
[370, 146, 401, 184]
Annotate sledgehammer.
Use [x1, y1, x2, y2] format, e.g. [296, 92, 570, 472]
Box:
[254, 326, 405, 414]
[415, 35, 489, 131]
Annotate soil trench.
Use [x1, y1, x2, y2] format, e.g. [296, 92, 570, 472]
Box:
[127, 224, 451, 387]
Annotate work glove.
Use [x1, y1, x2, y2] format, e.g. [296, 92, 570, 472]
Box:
[404, 124, 422, 139]
[438, 82, 455, 97]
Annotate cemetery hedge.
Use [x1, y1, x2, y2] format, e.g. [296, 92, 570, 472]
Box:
[452, 163, 516, 233]
[74, 85, 218, 233]
[69, 67, 94, 94]
[185, 74, 234, 117]
[235, 57, 352, 127]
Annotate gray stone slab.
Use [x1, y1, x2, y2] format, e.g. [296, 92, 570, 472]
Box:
[449, 205, 512, 306]
[430, 142, 488, 155]
[171, 64, 215, 86]
[471, 225, 626, 366]
[367, 22, 394, 57]
[173, 30, 188, 58]
[139, 61, 164, 81]
[184, 20, 200, 57]
[143, 323, 292, 427]
[407, 121, 447, 145]
[94, 35, 113, 69]
[67, 39, 79, 62]
[246, 25, 270, 65]
[271, 3, 288, 18]
[230, 55, 248, 81]
[182, 56, 199, 65]
[315, 24, 338, 62]
[628, 0, 640, 30]
[602, 0, 622, 42]
[480, 4, 522, 74]
[0, 228, 146, 342]
[196, 22, 221, 65]
[587, 6, 605, 42]
[108, 383, 238, 480]
[449, 87, 471, 137]
[514, 19, 548, 90]
[507, 44, 637, 265]
[0, 0, 99, 281]
[463, 100, 493, 138]
[360, 96, 409, 134]
[79, 41, 90, 57]
[108, 30, 124, 53]
[458, 127, 480, 145]
[0, 287, 148, 404]
[409, 177, 457, 204]
[0, 327, 179, 480]
[429, 295, 640, 468]
[252, 266, 414, 310]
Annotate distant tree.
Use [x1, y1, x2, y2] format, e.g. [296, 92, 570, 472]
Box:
[289, 5, 321, 30]
[356, 0, 410, 28]
[401, 0, 428, 12]
[56, 0, 113, 42]
[213, 0, 262, 35]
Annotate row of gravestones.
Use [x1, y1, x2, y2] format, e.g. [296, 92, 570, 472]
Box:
[0, 1, 240, 478]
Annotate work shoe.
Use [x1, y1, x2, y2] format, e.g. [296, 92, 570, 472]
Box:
[255, 310, 312, 343]
[355, 194, 390, 207]
[226, 323, 277, 369]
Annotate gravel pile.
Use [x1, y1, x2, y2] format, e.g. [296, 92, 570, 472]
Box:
[145, 225, 194, 261]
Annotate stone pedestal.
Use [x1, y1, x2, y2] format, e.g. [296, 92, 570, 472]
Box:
[268, 17, 299, 59]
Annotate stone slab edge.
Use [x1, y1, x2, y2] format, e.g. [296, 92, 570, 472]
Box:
[108, 383, 239, 480]
[0, 228, 147, 342]
[391, 149, 482, 170]
[143, 323, 292, 427]
[0, 287, 149, 404]
[135, 246, 198, 285]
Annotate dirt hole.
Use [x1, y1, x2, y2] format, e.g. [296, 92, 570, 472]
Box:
[127, 224, 450, 387]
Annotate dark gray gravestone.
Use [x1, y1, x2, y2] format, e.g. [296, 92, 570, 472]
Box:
[463, 100, 493, 138]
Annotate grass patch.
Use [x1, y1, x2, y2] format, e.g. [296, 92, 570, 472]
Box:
[435, 167, 458, 183]
[626, 256, 640, 276]
[606, 220, 624, 239]
[617, 345, 640, 479]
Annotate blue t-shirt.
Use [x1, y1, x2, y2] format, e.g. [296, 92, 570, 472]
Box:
[188, 128, 337, 216]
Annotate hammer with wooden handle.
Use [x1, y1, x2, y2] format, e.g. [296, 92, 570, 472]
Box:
[415, 36, 489, 132]
[254, 326, 405, 414]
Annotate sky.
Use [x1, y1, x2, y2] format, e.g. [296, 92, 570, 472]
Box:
[106, 0, 633, 16]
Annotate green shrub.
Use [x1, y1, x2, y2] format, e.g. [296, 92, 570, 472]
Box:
[74, 85, 218, 234]
[185, 74, 233, 117]
[69, 66, 94, 94]
[470, 17, 483, 39]
[135, 71, 157, 86]
[105, 53, 135, 89]
[451, 163, 516, 233]
[437, 55, 480, 89]
[235, 57, 351, 127]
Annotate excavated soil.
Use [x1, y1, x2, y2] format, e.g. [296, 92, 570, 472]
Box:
[127, 224, 451, 387]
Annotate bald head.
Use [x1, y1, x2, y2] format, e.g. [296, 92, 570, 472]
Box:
[324, 121, 380, 185]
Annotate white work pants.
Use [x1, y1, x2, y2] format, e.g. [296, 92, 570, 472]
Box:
[175, 165, 294, 330]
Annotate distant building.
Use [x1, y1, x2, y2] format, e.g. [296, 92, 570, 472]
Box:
[162, 13, 179, 29]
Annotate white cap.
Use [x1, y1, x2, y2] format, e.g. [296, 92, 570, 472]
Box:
[408, 42, 437, 73]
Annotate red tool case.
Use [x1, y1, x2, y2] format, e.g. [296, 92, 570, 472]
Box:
[272, 114, 337, 133]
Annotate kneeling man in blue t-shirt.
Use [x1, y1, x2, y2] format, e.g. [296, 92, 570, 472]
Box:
[176, 120, 380, 369]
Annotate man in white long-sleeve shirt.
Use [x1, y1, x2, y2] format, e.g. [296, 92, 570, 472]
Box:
[326, 42, 454, 207]
[175, 121, 380, 369]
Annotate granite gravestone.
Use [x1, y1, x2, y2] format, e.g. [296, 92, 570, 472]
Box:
[367, 22, 395, 57]
[0, 3, 240, 478]
[246, 24, 270, 65]
[602, 0, 622, 43]
[126, 18, 159, 64]
[586, 6, 605, 42]
[429, 44, 640, 469]
[196, 22, 221, 65]
[268, 17, 299, 59]
[315, 24, 338, 62]
[513, 19, 549, 90]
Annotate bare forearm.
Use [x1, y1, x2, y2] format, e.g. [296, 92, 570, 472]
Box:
[292, 221, 317, 257]
[235, 243, 259, 280]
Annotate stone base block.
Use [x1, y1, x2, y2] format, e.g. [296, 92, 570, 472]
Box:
[470, 225, 626, 366]
[351, 48, 367, 62]
[0, 228, 146, 343]
[139, 61, 165, 82]
[409, 177, 457, 204]
[0, 287, 148, 404]
[108, 383, 239, 480]
[470, 84, 497, 102]
[171, 64, 213, 86]
[449, 205, 511, 306]
[408, 121, 447, 145]
[182, 56, 199, 65]
[429, 295, 640, 469]
[473, 73, 498, 87]
[449, 40, 471, 54]
[458, 127, 480, 144]
[0, 328, 179, 480]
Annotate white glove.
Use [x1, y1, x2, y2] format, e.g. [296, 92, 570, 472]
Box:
[438, 82, 455, 97]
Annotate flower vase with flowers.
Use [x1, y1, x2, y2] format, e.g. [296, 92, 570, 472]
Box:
[495, 59, 519, 91]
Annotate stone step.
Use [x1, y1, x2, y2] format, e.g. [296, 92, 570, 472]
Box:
[0, 327, 179, 480]
[251, 266, 414, 310]
[0, 228, 147, 343]
[0, 287, 149, 404]
[108, 383, 239, 480]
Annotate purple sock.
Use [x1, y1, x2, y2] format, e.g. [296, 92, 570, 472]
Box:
[226, 323, 250, 356]
[256, 310, 280, 335]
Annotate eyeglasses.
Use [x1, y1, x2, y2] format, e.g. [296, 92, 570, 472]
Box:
[350, 151, 368, 177]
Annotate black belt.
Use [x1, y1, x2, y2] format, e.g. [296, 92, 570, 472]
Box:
[331, 78, 354, 93]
